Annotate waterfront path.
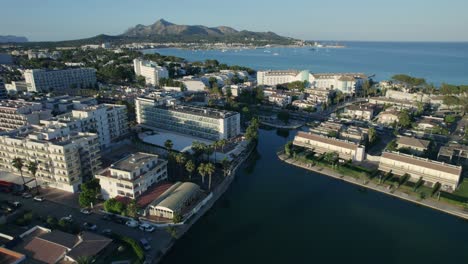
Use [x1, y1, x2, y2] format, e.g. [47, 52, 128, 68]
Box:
[278, 153, 468, 221]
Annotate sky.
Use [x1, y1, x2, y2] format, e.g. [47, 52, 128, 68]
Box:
[1, 0, 468, 42]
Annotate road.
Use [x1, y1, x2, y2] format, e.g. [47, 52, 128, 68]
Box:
[0, 192, 173, 262]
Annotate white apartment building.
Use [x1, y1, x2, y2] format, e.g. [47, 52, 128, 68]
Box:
[379, 151, 462, 192]
[257, 70, 309, 86]
[0, 100, 52, 131]
[133, 58, 169, 86]
[135, 97, 241, 140]
[42, 104, 129, 149]
[293, 131, 366, 162]
[24, 68, 96, 92]
[0, 126, 101, 193]
[96, 152, 168, 199]
[309, 73, 367, 94]
[342, 104, 375, 121]
[305, 88, 333, 104]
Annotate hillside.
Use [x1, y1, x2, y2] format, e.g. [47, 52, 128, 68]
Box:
[0, 35, 28, 43]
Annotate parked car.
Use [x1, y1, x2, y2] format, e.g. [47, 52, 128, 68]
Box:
[60, 215, 73, 223]
[101, 229, 112, 235]
[139, 223, 155, 232]
[126, 220, 139, 228]
[80, 208, 91, 215]
[7, 201, 21, 208]
[83, 222, 97, 231]
[33, 196, 44, 202]
[139, 238, 151, 251]
[101, 214, 112, 221]
[112, 217, 126, 225]
[22, 193, 32, 199]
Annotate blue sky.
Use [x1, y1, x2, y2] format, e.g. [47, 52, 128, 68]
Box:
[1, 0, 468, 42]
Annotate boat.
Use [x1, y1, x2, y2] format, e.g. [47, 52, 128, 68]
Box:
[273, 53, 279, 56]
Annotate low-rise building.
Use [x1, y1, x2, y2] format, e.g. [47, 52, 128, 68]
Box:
[292, 100, 316, 110]
[96, 152, 168, 200]
[342, 104, 375, 121]
[396, 136, 430, 155]
[147, 181, 201, 219]
[305, 88, 332, 104]
[438, 144, 468, 166]
[377, 110, 400, 125]
[378, 151, 462, 191]
[293, 131, 366, 162]
[0, 100, 51, 132]
[268, 93, 292, 107]
[369, 97, 415, 110]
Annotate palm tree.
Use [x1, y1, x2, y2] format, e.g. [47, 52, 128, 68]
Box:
[175, 153, 187, 178]
[205, 145, 214, 162]
[221, 158, 230, 177]
[219, 139, 227, 153]
[204, 163, 215, 190]
[164, 139, 173, 152]
[198, 163, 206, 184]
[27, 161, 39, 194]
[76, 256, 92, 264]
[12, 158, 26, 187]
[185, 160, 195, 180]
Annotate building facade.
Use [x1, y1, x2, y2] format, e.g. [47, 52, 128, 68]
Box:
[0, 100, 52, 132]
[135, 97, 241, 140]
[378, 151, 462, 192]
[95, 152, 168, 200]
[133, 59, 169, 86]
[24, 68, 97, 92]
[257, 70, 309, 86]
[309, 73, 367, 94]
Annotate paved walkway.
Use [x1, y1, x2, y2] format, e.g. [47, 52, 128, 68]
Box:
[278, 153, 468, 220]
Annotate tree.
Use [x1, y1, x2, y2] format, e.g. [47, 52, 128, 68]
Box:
[444, 114, 456, 124]
[126, 199, 138, 218]
[277, 111, 290, 124]
[175, 153, 187, 177]
[398, 173, 410, 188]
[398, 110, 412, 128]
[12, 158, 26, 187]
[164, 139, 174, 152]
[198, 163, 206, 184]
[218, 139, 227, 153]
[204, 163, 215, 190]
[285, 141, 294, 157]
[245, 118, 260, 141]
[79, 179, 101, 208]
[185, 160, 195, 180]
[76, 256, 93, 264]
[27, 161, 39, 194]
[323, 152, 339, 165]
[368, 127, 377, 144]
[386, 140, 397, 151]
[173, 212, 182, 224]
[221, 158, 230, 177]
[104, 198, 126, 214]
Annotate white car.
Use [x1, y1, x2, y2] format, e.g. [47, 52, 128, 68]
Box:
[139, 223, 155, 232]
[60, 215, 73, 222]
[33, 196, 44, 202]
[80, 208, 91, 215]
[125, 220, 139, 228]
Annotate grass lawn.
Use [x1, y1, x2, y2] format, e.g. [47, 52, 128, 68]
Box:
[96, 242, 140, 264]
[453, 178, 468, 198]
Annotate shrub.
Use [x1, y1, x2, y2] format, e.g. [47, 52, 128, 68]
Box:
[113, 234, 145, 261]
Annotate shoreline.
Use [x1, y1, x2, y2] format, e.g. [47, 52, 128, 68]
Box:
[277, 152, 468, 221]
[154, 142, 255, 263]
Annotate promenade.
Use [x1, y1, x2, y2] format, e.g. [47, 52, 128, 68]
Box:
[278, 153, 468, 221]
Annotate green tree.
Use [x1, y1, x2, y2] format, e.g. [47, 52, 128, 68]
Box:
[12, 158, 26, 187]
[173, 212, 182, 224]
[198, 163, 206, 184]
[221, 158, 230, 177]
[27, 161, 39, 194]
[386, 140, 397, 151]
[323, 152, 339, 165]
[285, 141, 294, 157]
[398, 110, 412, 128]
[204, 162, 215, 190]
[164, 139, 174, 152]
[79, 179, 101, 208]
[185, 160, 196, 180]
[175, 153, 187, 177]
[126, 199, 138, 218]
[245, 118, 260, 141]
[368, 127, 377, 144]
[444, 114, 456, 124]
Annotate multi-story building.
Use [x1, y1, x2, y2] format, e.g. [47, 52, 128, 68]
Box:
[438, 143, 468, 166]
[0, 78, 7, 99]
[342, 104, 375, 121]
[135, 97, 241, 140]
[95, 152, 168, 199]
[43, 95, 98, 114]
[305, 88, 332, 104]
[0, 126, 101, 192]
[377, 109, 400, 125]
[133, 58, 169, 86]
[309, 73, 367, 94]
[257, 70, 309, 86]
[0, 100, 51, 132]
[43, 104, 129, 149]
[24, 68, 97, 92]
[378, 151, 462, 192]
[293, 131, 366, 162]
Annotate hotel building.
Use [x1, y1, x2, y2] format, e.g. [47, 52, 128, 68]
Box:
[309, 73, 367, 94]
[24, 68, 97, 92]
[95, 152, 168, 199]
[378, 151, 462, 191]
[135, 97, 241, 140]
[133, 58, 169, 86]
[257, 70, 309, 86]
[0, 100, 52, 132]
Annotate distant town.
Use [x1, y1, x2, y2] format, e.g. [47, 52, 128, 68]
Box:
[0, 40, 466, 264]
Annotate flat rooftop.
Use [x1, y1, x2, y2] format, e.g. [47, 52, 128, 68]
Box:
[111, 152, 159, 172]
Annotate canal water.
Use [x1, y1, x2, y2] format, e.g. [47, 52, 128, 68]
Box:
[162, 128, 468, 264]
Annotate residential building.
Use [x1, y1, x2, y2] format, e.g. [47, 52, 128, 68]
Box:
[309, 73, 367, 94]
[293, 131, 366, 162]
[133, 58, 169, 86]
[378, 151, 462, 191]
[0, 127, 101, 192]
[396, 136, 430, 155]
[24, 68, 97, 92]
[96, 152, 167, 200]
[147, 181, 201, 219]
[0, 247, 25, 264]
[257, 70, 309, 86]
[343, 104, 375, 121]
[135, 97, 241, 140]
[292, 100, 316, 110]
[13, 226, 112, 264]
[369, 97, 415, 110]
[305, 88, 332, 104]
[309, 122, 369, 144]
[4, 81, 28, 94]
[377, 110, 400, 125]
[0, 100, 51, 132]
[438, 143, 468, 166]
[43, 95, 98, 114]
[268, 93, 292, 107]
[0, 78, 7, 99]
[180, 77, 206, 92]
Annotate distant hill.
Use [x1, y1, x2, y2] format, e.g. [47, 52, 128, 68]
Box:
[20, 19, 298, 48]
[0, 35, 28, 43]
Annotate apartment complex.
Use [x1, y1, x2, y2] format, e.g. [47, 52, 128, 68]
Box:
[257, 70, 309, 86]
[135, 97, 241, 140]
[24, 68, 97, 92]
[378, 151, 462, 191]
[309, 73, 367, 94]
[293, 131, 366, 162]
[133, 58, 169, 86]
[43, 104, 129, 149]
[0, 126, 101, 193]
[96, 152, 168, 199]
[0, 100, 51, 132]
[342, 104, 375, 121]
[0, 78, 7, 99]
[305, 88, 332, 104]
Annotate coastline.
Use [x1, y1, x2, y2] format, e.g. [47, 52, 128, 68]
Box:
[154, 142, 255, 263]
[277, 152, 468, 221]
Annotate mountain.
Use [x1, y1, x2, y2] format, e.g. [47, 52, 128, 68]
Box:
[121, 19, 296, 44]
[0, 35, 28, 43]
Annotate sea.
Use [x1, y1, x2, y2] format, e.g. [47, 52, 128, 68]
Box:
[147, 42, 468, 264]
[145, 41, 468, 85]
